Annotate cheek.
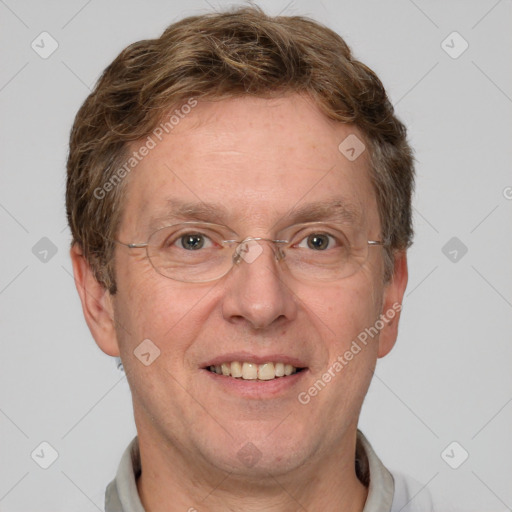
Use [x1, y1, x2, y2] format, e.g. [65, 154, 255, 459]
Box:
[112, 279, 212, 416]
[114, 262, 186, 347]
[115, 266, 221, 368]
[304, 273, 382, 351]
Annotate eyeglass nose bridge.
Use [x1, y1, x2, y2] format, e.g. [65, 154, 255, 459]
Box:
[227, 237, 288, 266]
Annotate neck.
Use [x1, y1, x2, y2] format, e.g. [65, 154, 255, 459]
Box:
[135, 426, 368, 512]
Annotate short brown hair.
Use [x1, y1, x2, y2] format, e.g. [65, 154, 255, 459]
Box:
[66, 6, 414, 293]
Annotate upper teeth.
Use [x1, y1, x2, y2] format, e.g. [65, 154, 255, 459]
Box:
[209, 362, 297, 380]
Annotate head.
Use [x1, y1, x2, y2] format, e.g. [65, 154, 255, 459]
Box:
[67, 6, 413, 479]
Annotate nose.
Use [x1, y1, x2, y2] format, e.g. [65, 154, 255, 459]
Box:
[221, 239, 298, 329]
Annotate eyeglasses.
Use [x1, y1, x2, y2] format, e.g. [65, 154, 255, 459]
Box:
[114, 221, 387, 283]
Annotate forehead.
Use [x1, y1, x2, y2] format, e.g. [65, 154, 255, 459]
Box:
[119, 95, 379, 235]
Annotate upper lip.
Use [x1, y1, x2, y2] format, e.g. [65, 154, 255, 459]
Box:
[200, 352, 308, 369]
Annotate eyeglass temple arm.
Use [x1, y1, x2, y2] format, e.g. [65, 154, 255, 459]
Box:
[368, 238, 390, 246]
[112, 239, 148, 249]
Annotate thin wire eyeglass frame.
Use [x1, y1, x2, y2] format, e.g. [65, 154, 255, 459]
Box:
[114, 221, 389, 283]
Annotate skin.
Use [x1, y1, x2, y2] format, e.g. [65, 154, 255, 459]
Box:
[71, 94, 408, 512]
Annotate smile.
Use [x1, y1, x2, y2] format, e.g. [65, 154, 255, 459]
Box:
[207, 361, 303, 380]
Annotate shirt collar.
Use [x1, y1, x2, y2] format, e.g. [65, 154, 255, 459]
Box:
[105, 429, 394, 512]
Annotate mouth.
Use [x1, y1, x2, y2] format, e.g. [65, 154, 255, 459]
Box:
[206, 361, 306, 381]
[200, 355, 308, 398]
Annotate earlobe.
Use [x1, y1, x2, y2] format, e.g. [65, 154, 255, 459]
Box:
[70, 244, 120, 357]
[377, 251, 408, 358]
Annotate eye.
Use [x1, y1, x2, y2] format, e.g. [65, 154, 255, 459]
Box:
[176, 233, 213, 250]
[297, 233, 336, 251]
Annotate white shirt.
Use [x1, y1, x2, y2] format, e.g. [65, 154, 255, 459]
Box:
[105, 429, 436, 512]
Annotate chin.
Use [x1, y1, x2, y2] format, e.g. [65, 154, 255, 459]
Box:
[199, 421, 318, 477]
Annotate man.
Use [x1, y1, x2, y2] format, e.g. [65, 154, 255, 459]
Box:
[66, 6, 434, 511]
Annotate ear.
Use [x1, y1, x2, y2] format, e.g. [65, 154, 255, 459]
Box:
[377, 250, 408, 358]
[70, 244, 120, 357]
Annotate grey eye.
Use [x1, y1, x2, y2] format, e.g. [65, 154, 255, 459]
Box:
[179, 233, 206, 250]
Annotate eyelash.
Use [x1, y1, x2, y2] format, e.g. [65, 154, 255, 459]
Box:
[168, 230, 346, 250]
[295, 232, 339, 249]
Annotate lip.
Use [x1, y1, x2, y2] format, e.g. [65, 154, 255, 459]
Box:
[201, 366, 309, 399]
[200, 352, 308, 369]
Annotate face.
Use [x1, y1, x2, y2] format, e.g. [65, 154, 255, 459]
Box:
[75, 94, 407, 478]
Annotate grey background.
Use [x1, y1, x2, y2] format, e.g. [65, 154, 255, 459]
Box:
[1, 0, 511, 510]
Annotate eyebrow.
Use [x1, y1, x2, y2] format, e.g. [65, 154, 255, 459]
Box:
[146, 199, 231, 231]
[279, 200, 361, 226]
[146, 198, 362, 233]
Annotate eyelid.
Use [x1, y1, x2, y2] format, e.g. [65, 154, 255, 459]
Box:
[287, 223, 353, 249]
[155, 224, 229, 248]
[284, 222, 351, 238]
[154, 221, 355, 246]
[159, 222, 236, 237]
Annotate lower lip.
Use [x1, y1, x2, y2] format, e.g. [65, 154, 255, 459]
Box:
[201, 368, 308, 399]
